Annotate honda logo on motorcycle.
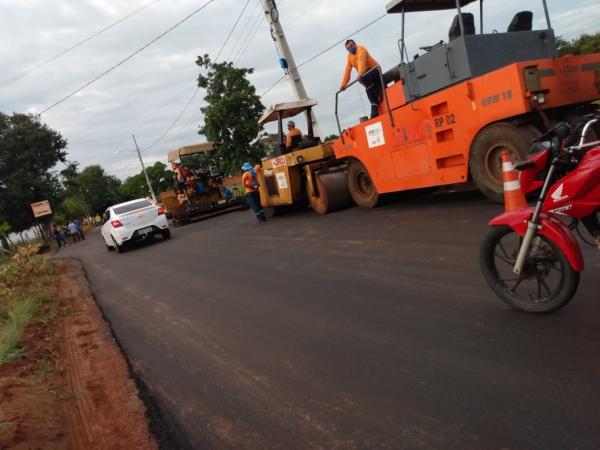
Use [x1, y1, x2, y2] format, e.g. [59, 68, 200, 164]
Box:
[550, 183, 569, 202]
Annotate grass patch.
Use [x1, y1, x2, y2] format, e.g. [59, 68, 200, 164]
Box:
[0, 255, 55, 364]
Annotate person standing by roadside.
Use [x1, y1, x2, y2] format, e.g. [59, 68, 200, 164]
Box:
[74, 217, 85, 240]
[50, 223, 67, 248]
[67, 220, 80, 243]
[241, 162, 266, 223]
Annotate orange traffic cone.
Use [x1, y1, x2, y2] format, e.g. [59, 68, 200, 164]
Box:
[501, 150, 527, 212]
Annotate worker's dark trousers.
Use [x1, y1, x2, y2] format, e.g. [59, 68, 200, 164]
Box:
[246, 191, 266, 222]
[360, 67, 383, 119]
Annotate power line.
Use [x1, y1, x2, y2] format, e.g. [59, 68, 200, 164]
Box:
[143, 85, 202, 151]
[225, 0, 262, 62]
[143, 0, 252, 151]
[0, 0, 162, 89]
[215, 0, 251, 62]
[259, 13, 387, 97]
[39, 0, 217, 115]
[234, 6, 265, 65]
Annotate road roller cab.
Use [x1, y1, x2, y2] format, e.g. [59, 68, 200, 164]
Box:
[257, 100, 351, 215]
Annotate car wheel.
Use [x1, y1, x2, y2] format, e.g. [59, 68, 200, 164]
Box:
[162, 229, 171, 240]
[106, 241, 113, 251]
[112, 237, 123, 253]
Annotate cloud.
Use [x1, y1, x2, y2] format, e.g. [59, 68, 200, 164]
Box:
[0, 0, 597, 180]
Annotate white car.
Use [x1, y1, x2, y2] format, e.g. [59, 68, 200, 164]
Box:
[101, 198, 170, 253]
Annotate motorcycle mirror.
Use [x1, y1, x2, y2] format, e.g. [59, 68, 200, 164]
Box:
[554, 122, 571, 139]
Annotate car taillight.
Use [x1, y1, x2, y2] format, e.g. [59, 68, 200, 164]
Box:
[111, 220, 123, 228]
[157, 207, 165, 215]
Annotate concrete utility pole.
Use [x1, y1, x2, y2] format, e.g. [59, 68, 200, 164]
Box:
[261, 0, 321, 138]
[132, 134, 157, 203]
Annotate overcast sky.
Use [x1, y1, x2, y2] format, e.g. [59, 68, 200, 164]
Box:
[1, 0, 598, 179]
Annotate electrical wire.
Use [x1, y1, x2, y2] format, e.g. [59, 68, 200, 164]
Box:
[234, 4, 265, 65]
[39, 0, 217, 115]
[215, 0, 251, 62]
[0, 0, 162, 88]
[142, 0, 252, 151]
[143, 85, 202, 151]
[225, 0, 262, 62]
[259, 13, 387, 97]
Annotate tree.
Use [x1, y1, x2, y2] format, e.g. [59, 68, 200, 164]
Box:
[259, 133, 280, 158]
[0, 113, 67, 232]
[59, 195, 89, 220]
[323, 134, 339, 142]
[195, 55, 266, 175]
[119, 162, 173, 201]
[557, 32, 600, 56]
[75, 165, 121, 215]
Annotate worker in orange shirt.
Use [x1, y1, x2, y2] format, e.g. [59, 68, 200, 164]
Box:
[241, 162, 266, 222]
[285, 120, 302, 153]
[339, 39, 381, 119]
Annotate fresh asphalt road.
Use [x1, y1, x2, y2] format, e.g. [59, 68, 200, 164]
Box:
[60, 191, 600, 450]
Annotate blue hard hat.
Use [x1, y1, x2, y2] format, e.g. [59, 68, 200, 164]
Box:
[241, 162, 253, 171]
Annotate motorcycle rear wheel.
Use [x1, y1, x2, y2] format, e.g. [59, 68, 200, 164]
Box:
[480, 226, 580, 313]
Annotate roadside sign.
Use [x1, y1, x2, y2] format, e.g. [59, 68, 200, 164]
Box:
[31, 200, 52, 218]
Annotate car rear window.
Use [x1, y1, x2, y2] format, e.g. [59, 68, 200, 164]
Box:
[113, 200, 153, 215]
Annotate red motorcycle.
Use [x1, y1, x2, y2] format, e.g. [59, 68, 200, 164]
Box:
[480, 116, 600, 313]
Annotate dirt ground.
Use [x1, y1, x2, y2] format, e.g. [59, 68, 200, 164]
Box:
[0, 259, 157, 450]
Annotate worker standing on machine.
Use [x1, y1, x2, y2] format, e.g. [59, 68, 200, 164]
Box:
[339, 39, 381, 119]
[241, 162, 267, 223]
[285, 120, 302, 152]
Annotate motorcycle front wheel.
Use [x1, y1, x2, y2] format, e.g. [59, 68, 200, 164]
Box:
[480, 226, 580, 313]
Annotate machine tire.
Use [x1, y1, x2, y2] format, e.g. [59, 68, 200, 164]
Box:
[469, 123, 531, 203]
[162, 229, 171, 240]
[480, 226, 580, 313]
[112, 237, 123, 254]
[308, 171, 351, 215]
[347, 160, 379, 208]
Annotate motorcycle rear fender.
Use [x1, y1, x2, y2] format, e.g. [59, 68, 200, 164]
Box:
[489, 208, 584, 271]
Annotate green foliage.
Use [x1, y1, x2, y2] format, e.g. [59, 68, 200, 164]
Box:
[195, 55, 266, 175]
[323, 134, 339, 142]
[59, 196, 89, 219]
[0, 223, 10, 238]
[0, 113, 67, 232]
[0, 256, 55, 364]
[556, 31, 600, 56]
[119, 161, 173, 201]
[70, 165, 121, 216]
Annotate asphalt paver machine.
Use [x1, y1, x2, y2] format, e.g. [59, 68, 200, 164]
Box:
[161, 142, 246, 226]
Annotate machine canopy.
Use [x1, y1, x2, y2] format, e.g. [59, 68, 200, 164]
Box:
[258, 99, 318, 125]
[386, 0, 477, 13]
[167, 142, 216, 162]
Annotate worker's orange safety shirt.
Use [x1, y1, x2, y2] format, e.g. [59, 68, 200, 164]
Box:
[242, 170, 258, 194]
[340, 45, 379, 89]
[285, 127, 302, 148]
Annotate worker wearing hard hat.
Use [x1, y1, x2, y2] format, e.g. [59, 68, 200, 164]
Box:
[285, 120, 302, 152]
[339, 39, 381, 119]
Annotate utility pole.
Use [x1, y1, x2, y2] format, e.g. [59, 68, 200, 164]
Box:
[132, 134, 157, 203]
[261, 0, 321, 138]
